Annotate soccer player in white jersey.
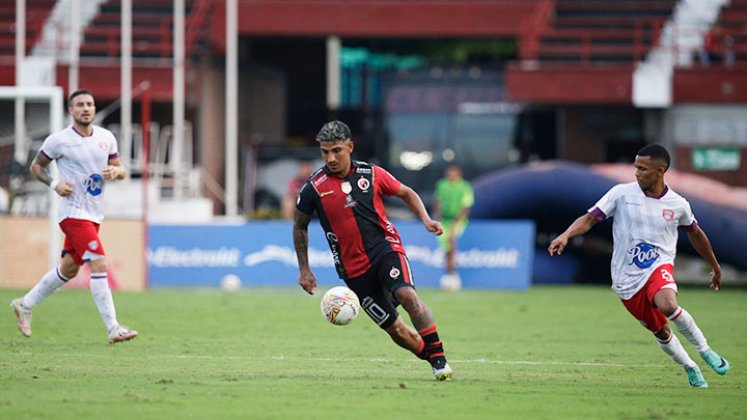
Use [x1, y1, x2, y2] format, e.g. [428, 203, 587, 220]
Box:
[548, 144, 729, 388]
[10, 89, 138, 344]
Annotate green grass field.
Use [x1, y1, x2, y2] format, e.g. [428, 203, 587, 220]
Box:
[1, 286, 745, 419]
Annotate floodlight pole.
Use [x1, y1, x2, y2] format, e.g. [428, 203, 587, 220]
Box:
[121, 0, 132, 168]
[173, 0, 185, 200]
[68, 0, 81, 96]
[225, 0, 238, 217]
[326, 36, 341, 111]
[14, 0, 26, 164]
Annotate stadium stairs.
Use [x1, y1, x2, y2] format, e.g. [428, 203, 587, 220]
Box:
[0, 0, 57, 85]
[672, 0, 747, 103]
[507, 0, 678, 104]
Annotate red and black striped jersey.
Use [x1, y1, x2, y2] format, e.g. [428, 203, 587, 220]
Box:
[297, 160, 406, 279]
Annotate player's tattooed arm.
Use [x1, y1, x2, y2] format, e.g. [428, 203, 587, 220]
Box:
[293, 209, 317, 294]
[29, 153, 54, 186]
[293, 210, 312, 270]
[30, 153, 73, 196]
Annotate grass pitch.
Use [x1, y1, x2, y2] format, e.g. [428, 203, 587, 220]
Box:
[1, 286, 745, 419]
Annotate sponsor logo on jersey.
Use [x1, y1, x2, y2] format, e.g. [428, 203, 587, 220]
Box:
[356, 167, 372, 174]
[627, 242, 659, 269]
[384, 236, 400, 244]
[319, 190, 334, 197]
[389, 267, 400, 279]
[312, 174, 328, 187]
[344, 194, 357, 208]
[341, 181, 352, 194]
[85, 173, 104, 196]
[357, 177, 370, 192]
[326, 232, 341, 266]
[662, 209, 675, 221]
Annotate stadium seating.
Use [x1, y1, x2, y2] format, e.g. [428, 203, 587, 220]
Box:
[79, 0, 211, 59]
[0, 0, 56, 57]
[523, 0, 677, 63]
[696, 0, 747, 66]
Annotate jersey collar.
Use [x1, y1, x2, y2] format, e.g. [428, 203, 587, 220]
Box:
[641, 184, 669, 199]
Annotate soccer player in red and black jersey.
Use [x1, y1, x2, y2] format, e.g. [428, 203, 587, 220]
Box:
[293, 120, 453, 381]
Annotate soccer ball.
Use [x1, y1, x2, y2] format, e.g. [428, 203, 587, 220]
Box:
[320, 286, 360, 326]
[220, 274, 242, 292]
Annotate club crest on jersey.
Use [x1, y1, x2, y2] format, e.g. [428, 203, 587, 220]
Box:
[88, 240, 99, 251]
[357, 177, 370, 192]
[98, 141, 108, 151]
[85, 173, 104, 196]
[662, 209, 675, 221]
[389, 267, 400, 279]
[627, 242, 660, 269]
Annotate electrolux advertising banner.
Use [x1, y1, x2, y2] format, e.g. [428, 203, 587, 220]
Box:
[148, 221, 534, 289]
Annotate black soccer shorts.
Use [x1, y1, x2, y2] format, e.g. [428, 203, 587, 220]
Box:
[344, 252, 415, 329]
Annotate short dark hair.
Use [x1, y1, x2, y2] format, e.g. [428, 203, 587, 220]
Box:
[637, 144, 670, 170]
[68, 89, 94, 106]
[315, 120, 351, 142]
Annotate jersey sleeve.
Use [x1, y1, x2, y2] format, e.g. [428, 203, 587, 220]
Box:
[462, 182, 475, 208]
[38, 133, 61, 161]
[108, 131, 120, 160]
[677, 197, 697, 228]
[374, 165, 402, 196]
[589, 184, 622, 220]
[296, 181, 317, 215]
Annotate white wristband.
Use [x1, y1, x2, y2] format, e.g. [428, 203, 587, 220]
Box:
[50, 180, 59, 191]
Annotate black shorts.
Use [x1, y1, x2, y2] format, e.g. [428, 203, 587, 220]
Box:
[345, 252, 415, 329]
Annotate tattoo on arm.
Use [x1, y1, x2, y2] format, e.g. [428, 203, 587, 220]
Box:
[30, 154, 53, 186]
[293, 210, 312, 270]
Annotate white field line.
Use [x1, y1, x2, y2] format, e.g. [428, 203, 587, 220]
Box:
[11, 352, 665, 368]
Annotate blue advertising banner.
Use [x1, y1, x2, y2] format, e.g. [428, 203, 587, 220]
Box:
[148, 220, 534, 289]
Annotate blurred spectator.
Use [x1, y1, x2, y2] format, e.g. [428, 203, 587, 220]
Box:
[433, 164, 474, 291]
[698, 27, 722, 66]
[281, 160, 313, 220]
[724, 33, 735, 68]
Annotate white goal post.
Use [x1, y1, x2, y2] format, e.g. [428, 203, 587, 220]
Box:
[0, 86, 64, 268]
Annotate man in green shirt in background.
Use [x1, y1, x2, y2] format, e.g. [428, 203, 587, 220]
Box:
[433, 165, 474, 291]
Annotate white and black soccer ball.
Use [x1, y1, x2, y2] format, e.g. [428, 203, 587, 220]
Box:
[220, 274, 242, 292]
[320, 286, 360, 326]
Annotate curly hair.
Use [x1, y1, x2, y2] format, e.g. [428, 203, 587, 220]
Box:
[315, 120, 351, 142]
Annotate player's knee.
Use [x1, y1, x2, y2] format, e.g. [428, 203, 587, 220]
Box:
[657, 301, 678, 317]
[59, 264, 79, 279]
[87, 257, 108, 273]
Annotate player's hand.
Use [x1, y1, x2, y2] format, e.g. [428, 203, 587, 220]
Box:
[424, 219, 443, 236]
[548, 235, 568, 256]
[298, 270, 317, 295]
[55, 180, 74, 197]
[103, 165, 123, 181]
[709, 267, 722, 291]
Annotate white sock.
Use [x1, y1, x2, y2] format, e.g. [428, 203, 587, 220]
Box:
[22, 267, 69, 308]
[657, 333, 696, 368]
[668, 307, 709, 353]
[90, 272, 118, 332]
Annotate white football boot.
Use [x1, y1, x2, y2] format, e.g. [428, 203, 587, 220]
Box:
[10, 298, 32, 337]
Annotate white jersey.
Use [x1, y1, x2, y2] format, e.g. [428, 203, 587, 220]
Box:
[589, 182, 696, 300]
[40, 125, 119, 224]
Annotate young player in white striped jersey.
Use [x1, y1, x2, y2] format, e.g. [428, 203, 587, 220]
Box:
[10, 89, 138, 344]
[549, 144, 729, 388]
